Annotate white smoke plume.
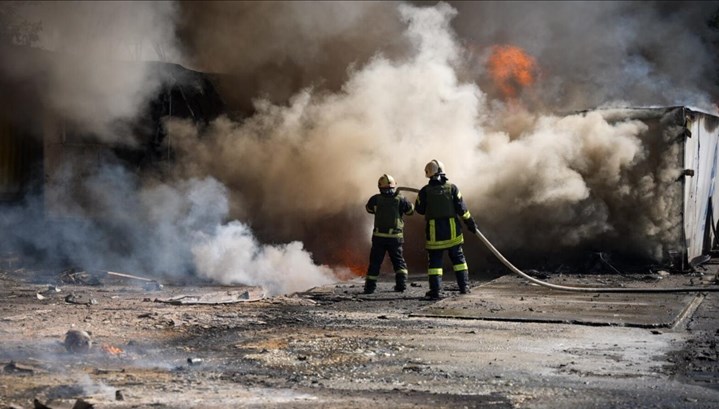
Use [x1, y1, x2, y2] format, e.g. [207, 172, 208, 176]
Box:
[192, 222, 337, 296]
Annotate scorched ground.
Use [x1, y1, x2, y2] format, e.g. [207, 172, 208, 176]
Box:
[1, 268, 718, 409]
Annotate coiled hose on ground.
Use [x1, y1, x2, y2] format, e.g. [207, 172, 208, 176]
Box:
[397, 186, 719, 293]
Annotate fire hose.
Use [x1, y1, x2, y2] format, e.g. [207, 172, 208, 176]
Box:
[397, 186, 719, 293]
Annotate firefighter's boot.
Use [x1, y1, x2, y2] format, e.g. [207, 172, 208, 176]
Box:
[363, 278, 377, 294]
[456, 270, 471, 294]
[394, 272, 407, 292]
[425, 275, 442, 300]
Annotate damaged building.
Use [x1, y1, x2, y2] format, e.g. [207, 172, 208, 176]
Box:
[584, 106, 719, 269]
[0, 44, 225, 213]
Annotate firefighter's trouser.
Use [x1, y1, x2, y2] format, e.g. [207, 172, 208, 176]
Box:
[364, 237, 409, 293]
[426, 244, 469, 294]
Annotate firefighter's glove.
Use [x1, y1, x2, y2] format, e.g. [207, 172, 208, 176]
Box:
[465, 218, 479, 234]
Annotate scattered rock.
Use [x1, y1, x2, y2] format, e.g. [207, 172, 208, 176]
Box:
[64, 329, 93, 353]
[64, 293, 97, 305]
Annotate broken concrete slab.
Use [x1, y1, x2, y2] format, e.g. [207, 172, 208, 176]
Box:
[413, 275, 706, 328]
[155, 287, 265, 305]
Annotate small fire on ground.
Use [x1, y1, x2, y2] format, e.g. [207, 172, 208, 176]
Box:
[101, 344, 124, 356]
[331, 246, 366, 280]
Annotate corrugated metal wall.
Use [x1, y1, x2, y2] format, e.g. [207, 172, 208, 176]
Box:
[683, 109, 719, 264]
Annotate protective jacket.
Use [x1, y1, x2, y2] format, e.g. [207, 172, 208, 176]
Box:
[366, 192, 414, 241]
[415, 178, 474, 250]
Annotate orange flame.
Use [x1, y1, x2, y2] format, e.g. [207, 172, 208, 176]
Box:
[487, 45, 538, 100]
[330, 246, 366, 280]
[101, 344, 124, 355]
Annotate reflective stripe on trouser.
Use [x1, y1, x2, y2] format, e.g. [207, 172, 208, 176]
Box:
[427, 245, 467, 276]
[366, 236, 408, 279]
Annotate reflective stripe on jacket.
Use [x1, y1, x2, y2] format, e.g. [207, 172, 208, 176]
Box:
[415, 179, 472, 250]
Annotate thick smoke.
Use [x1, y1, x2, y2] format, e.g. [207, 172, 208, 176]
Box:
[166, 1, 700, 270]
[192, 222, 336, 296]
[450, 1, 719, 112]
[3, 1, 719, 293]
[0, 1, 180, 142]
[176, 1, 408, 115]
[0, 1, 340, 294]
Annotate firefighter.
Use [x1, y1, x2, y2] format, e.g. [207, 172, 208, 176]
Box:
[363, 174, 415, 294]
[415, 160, 478, 300]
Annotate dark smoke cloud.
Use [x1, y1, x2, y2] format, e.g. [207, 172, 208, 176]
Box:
[0, 1, 181, 142]
[176, 1, 409, 115]
[449, 1, 719, 112]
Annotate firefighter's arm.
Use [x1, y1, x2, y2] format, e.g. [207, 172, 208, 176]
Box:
[414, 188, 426, 215]
[463, 214, 478, 234]
[365, 196, 377, 214]
[454, 185, 478, 233]
[401, 197, 415, 216]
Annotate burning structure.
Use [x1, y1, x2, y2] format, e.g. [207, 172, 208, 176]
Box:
[576, 106, 719, 269]
[3, 2, 719, 294]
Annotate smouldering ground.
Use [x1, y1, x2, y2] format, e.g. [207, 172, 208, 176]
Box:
[0, 269, 718, 408]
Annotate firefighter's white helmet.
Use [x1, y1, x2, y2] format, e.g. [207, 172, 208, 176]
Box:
[424, 159, 445, 178]
[378, 174, 397, 189]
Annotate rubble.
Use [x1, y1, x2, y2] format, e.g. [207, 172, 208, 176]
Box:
[3, 361, 43, 375]
[1, 269, 718, 408]
[64, 294, 97, 306]
[59, 269, 101, 286]
[156, 288, 264, 305]
[106, 271, 163, 291]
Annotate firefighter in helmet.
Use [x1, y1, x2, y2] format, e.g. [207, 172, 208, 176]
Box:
[414, 160, 478, 299]
[363, 174, 415, 294]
